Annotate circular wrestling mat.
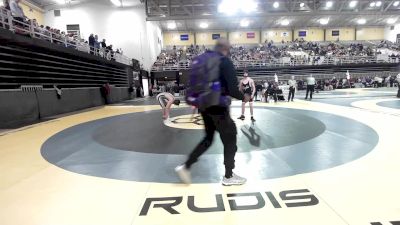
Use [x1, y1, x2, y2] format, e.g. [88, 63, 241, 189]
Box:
[41, 106, 379, 183]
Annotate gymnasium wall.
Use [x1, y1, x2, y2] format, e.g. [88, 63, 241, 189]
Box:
[293, 28, 324, 41]
[356, 27, 385, 40]
[262, 29, 292, 43]
[44, 2, 163, 71]
[20, 1, 44, 25]
[325, 28, 355, 41]
[195, 31, 228, 46]
[163, 32, 195, 46]
[384, 24, 400, 43]
[229, 31, 261, 44]
[0, 87, 131, 128]
[163, 26, 390, 46]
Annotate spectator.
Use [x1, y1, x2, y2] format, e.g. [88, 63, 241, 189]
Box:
[10, 0, 25, 23]
[101, 39, 107, 48]
[3, 0, 10, 10]
[88, 33, 95, 54]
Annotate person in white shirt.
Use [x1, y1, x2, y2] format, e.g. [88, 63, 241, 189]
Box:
[10, 0, 25, 23]
[305, 75, 316, 100]
[287, 76, 296, 102]
[238, 72, 256, 121]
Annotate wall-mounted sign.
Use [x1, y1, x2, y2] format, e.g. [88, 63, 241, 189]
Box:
[281, 32, 289, 37]
[298, 31, 307, 37]
[247, 32, 255, 38]
[180, 34, 189, 41]
[212, 33, 221, 40]
[332, 30, 340, 36]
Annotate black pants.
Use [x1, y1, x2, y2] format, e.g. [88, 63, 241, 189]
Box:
[185, 106, 237, 177]
[288, 87, 295, 101]
[305, 85, 315, 99]
[397, 85, 400, 98]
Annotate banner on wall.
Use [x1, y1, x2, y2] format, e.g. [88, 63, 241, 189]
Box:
[332, 30, 340, 36]
[298, 31, 307, 37]
[281, 32, 289, 37]
[180, 34, 189, 41]
[212, 34, 221, 40]
[247, 32, 255, 39]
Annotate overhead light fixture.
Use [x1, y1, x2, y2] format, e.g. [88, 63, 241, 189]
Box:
[273, 2, 280, 8]
[218, 0, 257, 15]
[110, 0, 122, 7]
[394, 1, 399, 6]
[376, 1, 382, 6]
[357, 18, 366, 24]
[349, 1, 357, 8]
[240, 19, 250, 27]
[320, 18, 329, 25]
[199, 22, 208, 29]
[167, 22, 177, 29]
[55, 0, 66, 4]
[281, 19, 290, 26]
[299, 2, 305, 7]
[387, 18, 397, 24]
[369, 2, 376, 7]
[326, 1, 333, 8]
[0, 1, 3, 6]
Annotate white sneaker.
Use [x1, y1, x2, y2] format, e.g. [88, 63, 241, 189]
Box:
[222, 173, 247, 186]
[175, 165, 191, 184]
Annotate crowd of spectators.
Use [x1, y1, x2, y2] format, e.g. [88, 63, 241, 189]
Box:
[1, 0, 125, 62]
[153, 39, 400, 69]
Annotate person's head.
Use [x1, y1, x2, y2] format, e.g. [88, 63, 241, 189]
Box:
[291, 76, 295, 80]
[214, 38, 231, 56]
[103, 39, 106, 42]
[243, 72, 249, 78]
[173, 99, 180, 106]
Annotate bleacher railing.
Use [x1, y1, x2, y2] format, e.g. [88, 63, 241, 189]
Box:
[0, 8, 132, 66]
[151, 55, 399, 72]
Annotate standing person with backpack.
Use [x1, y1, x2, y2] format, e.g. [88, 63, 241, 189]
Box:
[175, 38, 249, 186]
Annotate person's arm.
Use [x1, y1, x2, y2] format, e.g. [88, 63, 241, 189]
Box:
[250, 79, 256, 97]
[220, 57, 244, 100]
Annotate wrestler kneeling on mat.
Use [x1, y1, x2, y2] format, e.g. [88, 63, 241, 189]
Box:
[156, 92, 180, 120]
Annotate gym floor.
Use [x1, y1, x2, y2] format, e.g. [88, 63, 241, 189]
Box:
[0, 88, 399, 225]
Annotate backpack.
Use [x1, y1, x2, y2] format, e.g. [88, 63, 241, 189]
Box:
[186, 51, 229, 111]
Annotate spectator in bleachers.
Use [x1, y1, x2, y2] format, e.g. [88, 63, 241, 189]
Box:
[88, 33, 95, 54]
[3, 0, 10, 10]
[101, 39, 107, 48]
[10, 0, 25, 23]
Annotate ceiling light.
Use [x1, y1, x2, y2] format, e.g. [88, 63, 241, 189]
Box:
[376, 1, 382, 6]
[281, 19, 290, 26]
[300, 2, 305, 7]
[357, 18, 366, 24]
[273, 2, 280, 8]
[218, 0, 257, 15]
[394, 1, 399, 6]
[369, 2, 376, 7]
[240, 19, 250, 27]
[218, 0, 238, 14]
[167, 22, 176, 29]
[0, 1, 3, 6]
[349, 1, 357, 8]
[326, 1, 333, 8]
[110, 0, 121, 7]
[55, 0, 66, 4]
[387, 18, 397, 24]
[320, 18, 329, 25]
[199, 22, 208, 29]
[242, 0, 258, 13]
